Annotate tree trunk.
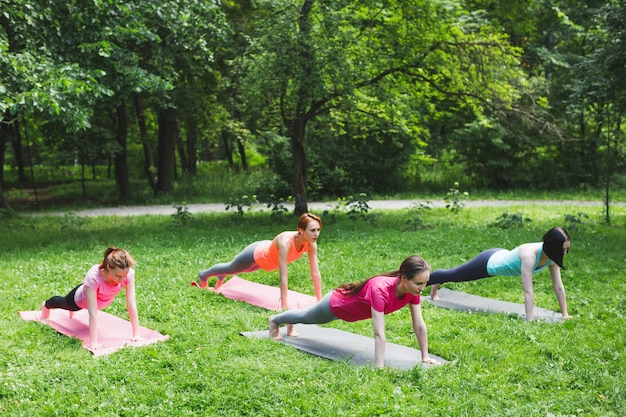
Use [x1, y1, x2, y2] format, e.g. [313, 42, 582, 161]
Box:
[221, 129, 234, 167]
[286, 0, 314, 216]
[0, 181, 9, 210]
[133, 94, 157, 189]
[10, 118, 26, 182]
[186, 115, 198, 176]
[236, 135, 248, 171]
[604, 113, 620, 225]
[0, 113, 12, 210]
[114, 102, 131, 199]
[155, 107, 177, 193]
[81, 159, 87, 199]
[289, 119, 308, 216]
[21, 114, 39, 204]
[175, 117, 188, 175]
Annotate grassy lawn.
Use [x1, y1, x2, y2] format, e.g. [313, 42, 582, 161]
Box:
[1, 203, 625, 416]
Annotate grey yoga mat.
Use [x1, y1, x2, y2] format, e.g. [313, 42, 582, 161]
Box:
[425, 288, 564, 322]
[240, 323, 448, 370]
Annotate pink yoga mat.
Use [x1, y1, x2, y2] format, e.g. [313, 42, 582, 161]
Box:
[219, 276, 318, 311]
[19, 309, 169, 357]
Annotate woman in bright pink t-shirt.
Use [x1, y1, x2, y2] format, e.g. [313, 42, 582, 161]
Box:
[41, 247, 141, 351]
[269, 255, 439, 368]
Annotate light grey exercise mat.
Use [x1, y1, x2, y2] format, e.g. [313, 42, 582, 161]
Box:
[425, 288, 564, 322]
[240, 324, 447, 370]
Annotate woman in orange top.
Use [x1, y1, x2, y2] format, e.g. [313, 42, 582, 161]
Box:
[193, 213, 323, 328]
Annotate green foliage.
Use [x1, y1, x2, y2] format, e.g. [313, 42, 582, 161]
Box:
[59, 212, 91, 231]
[225, 194, 259, 222]
[265, 194, 292, 223]
[492, 211, 533, 229]
[171, 203, 194, 227]
[563, 212, 589, 231]
[444, 182, 468, 214]
[345, 193, 372, 220]
[403, 201, 434, 231]
[333, 193, 379, 225]
[3, 0, 626, 218]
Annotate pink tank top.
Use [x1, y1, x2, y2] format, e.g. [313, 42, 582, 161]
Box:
[253, 232, 309, 272]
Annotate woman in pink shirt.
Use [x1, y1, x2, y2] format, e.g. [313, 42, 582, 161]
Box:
[269, 255, 439, 368]
[193, 213, 323, 322]
[41, 247, 141, 350]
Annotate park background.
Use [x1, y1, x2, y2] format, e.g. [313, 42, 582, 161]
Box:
[1, 1, 625, 416]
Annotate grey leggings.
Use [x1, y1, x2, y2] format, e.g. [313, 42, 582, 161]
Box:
[272, 292, 337, 325]
[199, 241, 268, 283]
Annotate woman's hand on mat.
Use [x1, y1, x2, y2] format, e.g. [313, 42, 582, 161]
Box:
[90, 342, 106, 350]
[131, 335, 144, 343]
[422, 357, 440, 365]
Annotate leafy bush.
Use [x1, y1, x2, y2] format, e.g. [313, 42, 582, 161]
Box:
[492, 211, 532, 229]
[444, 181, 468, 214]
[172, 203, 194, 227]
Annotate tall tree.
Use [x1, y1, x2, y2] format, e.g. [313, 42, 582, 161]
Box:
[0, 0, 108, 209]
[572, 0, 626, 223]
[136, 0, 227, 193]
[241, 0, 523, 214]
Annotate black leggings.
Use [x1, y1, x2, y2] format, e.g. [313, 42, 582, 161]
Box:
[427, 248, 503, 286]
[45, 284, 82, 311]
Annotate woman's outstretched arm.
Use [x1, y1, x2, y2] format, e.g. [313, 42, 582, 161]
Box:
[409, 303, 438, 364]
[371, 308, 387, 368]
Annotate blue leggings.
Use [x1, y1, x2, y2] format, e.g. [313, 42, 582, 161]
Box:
[427, 248, 503, 286]
[272, 292, 337, 325]
[45, 284, 82, 311]
[199, 241, 268, 283]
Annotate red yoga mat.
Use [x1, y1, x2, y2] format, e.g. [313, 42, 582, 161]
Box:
[218, 276, 318, 311]
[19, 309, 169, 357]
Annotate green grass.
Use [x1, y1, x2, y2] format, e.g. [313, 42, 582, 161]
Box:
[1, 204, 625, 416]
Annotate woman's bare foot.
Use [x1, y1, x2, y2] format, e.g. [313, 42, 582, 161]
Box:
[430, 284, 440, 300]
[286, 324, 299, 337]
[40, 302, 50, 321]
[269, 316, 282, 340]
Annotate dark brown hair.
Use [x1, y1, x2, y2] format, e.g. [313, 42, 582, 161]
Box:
[99, 246, 136, 271]
[338, 255, 430, 297]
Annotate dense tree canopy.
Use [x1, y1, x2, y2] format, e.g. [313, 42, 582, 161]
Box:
[1, 0, 624, 213]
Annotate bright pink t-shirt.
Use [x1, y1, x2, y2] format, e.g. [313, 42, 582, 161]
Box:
[329, 276, 421, 322]
[74, 264, 133, 310]
[253, 233, 309, 272]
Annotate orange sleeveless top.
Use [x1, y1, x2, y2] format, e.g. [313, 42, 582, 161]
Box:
[253, 232, 309, 272]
